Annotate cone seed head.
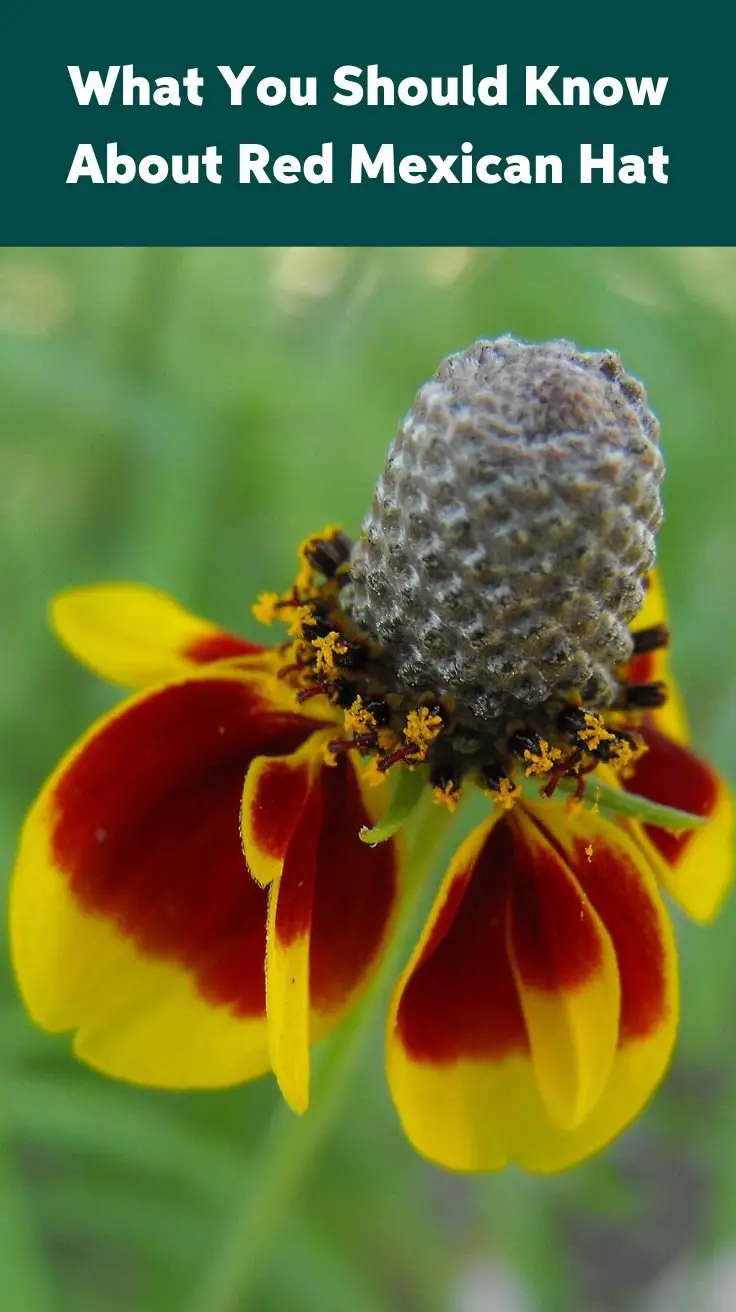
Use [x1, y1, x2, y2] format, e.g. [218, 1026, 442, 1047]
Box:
[343, 337, 664, 732]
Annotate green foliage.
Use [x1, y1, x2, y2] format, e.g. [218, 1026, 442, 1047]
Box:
[1, 247, 735, 1310]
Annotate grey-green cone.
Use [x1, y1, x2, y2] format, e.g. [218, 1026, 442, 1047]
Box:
[342, 337, 664, 731]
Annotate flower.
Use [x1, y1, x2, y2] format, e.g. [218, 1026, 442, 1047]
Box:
[11, 338, 733, 1174]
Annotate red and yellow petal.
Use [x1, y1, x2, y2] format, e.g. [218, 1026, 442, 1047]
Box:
[527, 804, 678, 1169]
[51, 584, 266, 689]
[506, 811, 620, 1131]
[629, 570, 688, 744]
[248, 749, 402, 1114]
[11, 669, 325, 1088]
[386, 801, 677, 1173]
[241, 735, 326, 889]
[624, 720, 733, 923]
[265, 769, 324, 1114]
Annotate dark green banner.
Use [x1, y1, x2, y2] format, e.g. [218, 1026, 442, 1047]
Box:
[2, 0, 731, 244]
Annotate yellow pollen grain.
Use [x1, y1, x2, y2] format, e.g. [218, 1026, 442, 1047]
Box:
[343, 695, 377, 738]
[377, 726, 398, 752]
[403, 707, 444, 760]
[523, 739, 563, 777]
[252, 592, 281, 626]
[361, 758, 387, 788]
[489, 779, 521, 811]
[287, 605, 316, 638]
[312, 631, 348, 674]
[432, 781, 461, 813]
[295, 549, 316, 593]
[578, 712, 616, 752]
[608, 737, 647, 776]
[585, 843, 594, 863]
[322, 741, 341, 768]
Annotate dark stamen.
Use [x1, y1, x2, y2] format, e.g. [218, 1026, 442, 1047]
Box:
[305, 614, 335, 640]
[364, 698, 392, 726]
[297, 684, 329, 703]
[574, 774, 588, 802]
[592, 729, 638, 761]
[632, 624, 670, 655]
[325, 738, 356, 758]
[542, 749, 582, 796]
[621, 681, 668, 709]
[378, 745, 420, 771]
[355, 732, 379, 752]
[278, 659, 310, 680]
[430, 763, 460, 791]
[334, 681, 360, 708]
[334, 640, 368, 672]
[558, 707, 589, 739]
[479, 763, 511, 792]
[306, 531, 353, 579]
[570, 759, 600, 802]
[508, 731, 542, 761]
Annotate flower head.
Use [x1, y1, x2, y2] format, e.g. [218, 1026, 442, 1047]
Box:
[11, 338, 733, 1173]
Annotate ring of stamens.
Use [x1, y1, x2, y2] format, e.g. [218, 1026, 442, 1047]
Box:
[254, 527, 670, 812]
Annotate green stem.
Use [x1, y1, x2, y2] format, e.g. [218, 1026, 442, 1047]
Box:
[188, 794, 456, 1312]
[520, 772, 707, 831]
[359, 766, 427, 844]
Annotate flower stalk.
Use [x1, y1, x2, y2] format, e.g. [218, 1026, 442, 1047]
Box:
[519, 773, 708, 832]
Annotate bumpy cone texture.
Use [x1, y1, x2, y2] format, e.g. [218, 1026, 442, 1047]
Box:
[343, 337, 664, 730]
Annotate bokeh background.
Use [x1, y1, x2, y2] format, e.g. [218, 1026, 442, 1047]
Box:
[1, 247, 735, 1312]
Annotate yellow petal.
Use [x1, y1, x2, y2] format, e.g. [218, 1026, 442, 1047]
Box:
[51, 583, 264, 689]
[506, 808, 620, 1131]
[657, 777, 733, 923]
[630, 570, 688, 744]
[623, 721, 734, 923]
[265, 753, 403, 1115]
[265, 766, 324, 1114]
[636, 568, 668, 632]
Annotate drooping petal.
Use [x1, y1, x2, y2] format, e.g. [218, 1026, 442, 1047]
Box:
[520, 803, 678, 1172]
[262, 753, 402, 1114]
[506, 809, 620, 1132]
[310, 759, 402, 1022]
[11, 670, 325, 1088]
[623, 720, 733, 923]
[629, 570, 688, 744]
[51, 584, 265, 689]
[387, 802, 677, 1173]
[264, 762, 324, 1114]
[241, 734, 326, 889]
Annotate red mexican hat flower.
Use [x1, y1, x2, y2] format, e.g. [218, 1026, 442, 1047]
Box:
[10, 338, 733, 1173]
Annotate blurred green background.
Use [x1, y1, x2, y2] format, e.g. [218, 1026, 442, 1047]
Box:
[1, 247, 735, 1312]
